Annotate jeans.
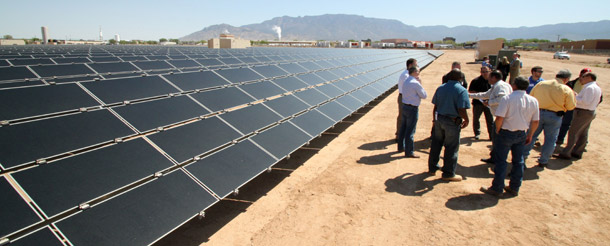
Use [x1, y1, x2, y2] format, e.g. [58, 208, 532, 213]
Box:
[395, 94, 403, 137]
[428, 115, 461, 178]
[523, 110, 563, 164]
[397, 104, 419, 155]
[491, 129, 527, 193]
[560, 109, 595, 157]
[556, 110, 574, 144]
[472, 103, 493, 139]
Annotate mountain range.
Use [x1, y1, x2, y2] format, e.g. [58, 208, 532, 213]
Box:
[180, 14, 610, 42]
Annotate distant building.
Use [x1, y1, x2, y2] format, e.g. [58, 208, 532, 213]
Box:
[208, 34, 251, 49]
[0, 39, 26, 45]
[160, 41, 177, 45]
[379, 39, 434, 48]
[443, 37, 456, 43]
[538, 39, 610, 51]
[267, 40, 316, 47]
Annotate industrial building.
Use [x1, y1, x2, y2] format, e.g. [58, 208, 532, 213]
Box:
[208, 34, 251, 49]
[0, 39, 26, 45]
[267, 40, 317, 47]
[380, 39, 434, 48]
[538, 39, 610, 51]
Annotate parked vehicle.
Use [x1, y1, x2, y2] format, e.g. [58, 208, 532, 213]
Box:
[607, 58, 610, 64]
[553, 51, 570, 60]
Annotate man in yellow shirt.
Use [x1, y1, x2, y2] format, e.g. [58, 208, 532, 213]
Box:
[522, 69, 576, 168]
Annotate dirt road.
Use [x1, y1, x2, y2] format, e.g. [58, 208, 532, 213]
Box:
[158, 49, 610, 246]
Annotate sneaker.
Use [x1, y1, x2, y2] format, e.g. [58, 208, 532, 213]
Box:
[481, 158, 494, 164]
[475, 135, 480, 140]
[441, 175, 462, 182]
[481, 186, 502, 197]
[503, 186, 519, 196]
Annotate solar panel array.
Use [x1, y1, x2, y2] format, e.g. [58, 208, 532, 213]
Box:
[0, 45, 443, 245]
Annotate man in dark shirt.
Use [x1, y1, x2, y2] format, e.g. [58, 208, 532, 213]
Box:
[468, 66, 493, 140]
[442, 61, 468, 88]
[428, 69, 471, 181]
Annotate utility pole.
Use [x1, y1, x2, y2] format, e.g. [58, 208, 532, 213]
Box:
[557, 34, 560, 42]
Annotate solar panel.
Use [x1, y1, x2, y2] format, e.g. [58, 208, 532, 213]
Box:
[8, 227, 63, 246]
[89, 57, 121, 63]
[113, 96, 209, 132]
[315, 83, 345, 98]
[317, 101, 352, 122]
[88, 62, 139, 73]
[82, 76, 179, 105]
[147, 116, 242, 163]
[162, 70, 229, 91]
[0, 109, 135, 169]
[0, 177, 41, 238]
[9, 58, 54, 66]
[132, 61, 173, 70]
[296, 73, 325, 86]
[218, 103, 282, 134]
[336, 94, 364, 111]
[290, 109, 335, 136]
[55, 171, 217, 246]
[251, 65, 289, 78]
[250, 122, 311, 159]
[293, 88, 329, 106]
[12, 138, 174, 217]
[167, 59, 200, 68]
[189, 86, 254, 112]
[263, 94, 310, 117]
[238, 80, 286, 100]
[277, 63, 308, 74]
[185, 139, 276, 198]
[0, 80, 45, 89]
[195, 58, 223, 67]
[214, 67, 264, 84]
[0, 67, 37, 81]
[30, 64, 94, 78]
[53, 57, 91, 64]
[271, 76, 309, 91]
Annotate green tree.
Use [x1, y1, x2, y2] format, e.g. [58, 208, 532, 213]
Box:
[347, 39, 357, 42]
[560, 38, 572, 42]
[159, 38, 168, 43]
[169, 38, 180, 44]
[3, 35, 13, 39]
[108, 39, 117, 45]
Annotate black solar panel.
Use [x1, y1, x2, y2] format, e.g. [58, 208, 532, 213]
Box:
[250, 122, 311, 159]
[219, 103, 282, 134]
[186, 140, 276, 198]
[296, 73, 325, 86]
[263, 95, 310, 117]
[0, 67, 37, 81]
[317, 101, 351, 122]
[113, 96, 209, 132]
[12, 138, 174, 217]
[133, 60, 173, 70]
[168, 59, 200, 68]
[55, 171, 217, 246]
[214, 67, 264, 84]
[277, 63, 308, 74]
[238, 80, 286, 100]
[190, 87, 254, 112]
[0, 110, 135, 169]
[30, 64, 94, 78]
[290, 109, 334, 136]
[88, 62, 139, 73]
[163, 70, 229, 91]
[147, 116, 242, 163]
[294, 88, 330, 106]
[82, 76, 179, 105]
[0, 177, 41, 238]
[251, 65, 289, 78]
[9, 227, 63, 246]
[271, 76, 309, 91]
[9, 58, 54, 66]
[0, 83, 99, 121]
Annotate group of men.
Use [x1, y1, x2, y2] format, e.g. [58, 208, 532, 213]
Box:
[395, 55, 602, 197]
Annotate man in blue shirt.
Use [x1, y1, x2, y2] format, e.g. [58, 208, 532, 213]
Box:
[397, 67, 427, 158]
[428, 69, 471, 181]
[526, 66, 544, 94]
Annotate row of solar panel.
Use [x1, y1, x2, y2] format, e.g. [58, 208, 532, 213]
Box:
[0, 64, 403, 246]
[0, 48, 441, 245]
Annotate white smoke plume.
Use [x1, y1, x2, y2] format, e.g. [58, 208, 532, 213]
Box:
[223, 29, 230, 34]
[272, 25, 281, 41]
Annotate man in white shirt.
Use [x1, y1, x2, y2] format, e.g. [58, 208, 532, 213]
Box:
[469, 70, 513, 164]
[481, 76, 539, 197]
[396, 58, 417, 142]
[555, 72, 602, 159]
[397, 67, 427, 158]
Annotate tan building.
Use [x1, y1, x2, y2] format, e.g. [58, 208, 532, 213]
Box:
[0, 39, 26, 45]
[208, 34, 251, 49]
[538, 39, 610, 51]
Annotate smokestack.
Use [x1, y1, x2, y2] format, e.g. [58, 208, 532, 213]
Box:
[115, 34, 120, 43]
[99, 26, 103, 41]
[272, 25, 281, 41]
[41, 26, 49, 44]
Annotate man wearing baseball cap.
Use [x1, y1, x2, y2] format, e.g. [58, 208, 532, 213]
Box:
[557, 68, 592, 145]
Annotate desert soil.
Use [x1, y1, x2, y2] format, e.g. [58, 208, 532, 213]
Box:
[157, 50, 610, 246]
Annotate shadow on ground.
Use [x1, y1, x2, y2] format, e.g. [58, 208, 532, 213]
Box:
[445, 193, 500, 211]
[385, 172, 444, 196]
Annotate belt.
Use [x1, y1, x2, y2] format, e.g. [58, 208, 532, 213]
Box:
[438, 114, 458, 120]
[403, 103, 418, 107]
[575, 108, 594, 112]
[540, 109, 558, 113]
[500, 129, 525, 133]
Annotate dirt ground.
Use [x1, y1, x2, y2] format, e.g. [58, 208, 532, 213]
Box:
[157, 50, 610, 246]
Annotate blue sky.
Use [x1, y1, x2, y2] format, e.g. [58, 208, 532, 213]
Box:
[2, 0, 608, 41]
